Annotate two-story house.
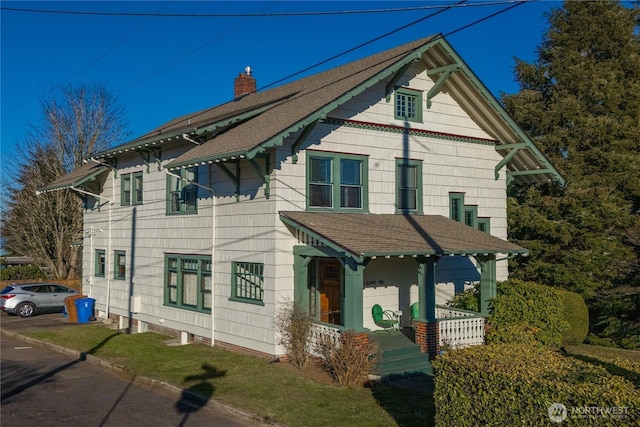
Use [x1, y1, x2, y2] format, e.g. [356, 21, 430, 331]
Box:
[40, 34, 563, 374]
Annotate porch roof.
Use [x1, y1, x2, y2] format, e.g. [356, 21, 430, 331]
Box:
[37, 162, 109, 194]
[279, 211, 527, 261]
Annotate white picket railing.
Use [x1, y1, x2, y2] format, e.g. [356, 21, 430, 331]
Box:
[309, 323, 341, 357]
[436, 306, 485, 349]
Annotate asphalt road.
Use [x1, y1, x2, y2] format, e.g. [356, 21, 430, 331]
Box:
[0, 313, 256, 427]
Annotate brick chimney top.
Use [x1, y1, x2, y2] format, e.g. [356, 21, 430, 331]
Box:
[234, 66, 256, 99]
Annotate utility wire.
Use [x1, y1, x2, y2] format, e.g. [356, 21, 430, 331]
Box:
[1, 1, 533, 18]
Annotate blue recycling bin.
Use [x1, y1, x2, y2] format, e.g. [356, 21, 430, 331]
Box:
[75, 298, 96, 323]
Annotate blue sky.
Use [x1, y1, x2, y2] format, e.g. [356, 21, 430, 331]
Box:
[1, 1, 559, 178]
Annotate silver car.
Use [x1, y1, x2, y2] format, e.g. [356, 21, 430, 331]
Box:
[0, 283, 80, 317]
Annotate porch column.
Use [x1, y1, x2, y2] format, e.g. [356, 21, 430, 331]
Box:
[415, 256, 439, 356]
[477, 255, 497, 317]
[292, 252, 311, 309]
[343, 258, 366, 332]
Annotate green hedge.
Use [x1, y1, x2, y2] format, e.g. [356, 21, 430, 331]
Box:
[556, 289, 589, 345]
[0, 265, 46, 281]
[450, 279, 589, 347]
[433, 343, 640, 426]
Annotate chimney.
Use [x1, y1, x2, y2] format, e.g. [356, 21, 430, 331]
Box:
[234, 66, 256, 99]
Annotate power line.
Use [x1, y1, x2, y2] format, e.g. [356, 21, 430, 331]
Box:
[0, 2, 533, 18]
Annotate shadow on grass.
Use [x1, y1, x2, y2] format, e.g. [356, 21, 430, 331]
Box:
[1, 331, 119, 403]
[564, 351, 640, 389]
[369, 374, 436, 427]
[176, 363, 226, 427]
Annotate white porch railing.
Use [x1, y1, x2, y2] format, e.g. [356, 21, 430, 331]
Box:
[436, 305, 485, 349]
[309, 323, 341, 357]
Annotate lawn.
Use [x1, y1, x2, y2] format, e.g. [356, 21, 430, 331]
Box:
[24, 325, 434, 427]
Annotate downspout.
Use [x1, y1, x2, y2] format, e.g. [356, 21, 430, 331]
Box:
[210, 164, 217, 346]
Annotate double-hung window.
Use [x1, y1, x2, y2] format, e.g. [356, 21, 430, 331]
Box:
[307, 152, 368, 211]
[396, 159, 423, 213]
[167, 167, 198, 214]
[230, 261, 264, 305]
[449, 193, 465, 222]
[165, 255, 211, 312]
[395, 88, 423, 123]
[121, 172, 143, 206]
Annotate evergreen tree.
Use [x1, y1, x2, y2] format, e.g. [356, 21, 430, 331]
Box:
[503, 1, 640, 346]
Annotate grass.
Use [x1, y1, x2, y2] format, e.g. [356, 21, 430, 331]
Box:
[564, 343, 640, 362]
[24, 326, 434, 427]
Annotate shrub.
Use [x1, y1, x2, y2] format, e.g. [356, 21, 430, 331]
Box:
[487, 279, 569, 347]
[316, 330, 379, 387]
[556, 289, 589, 345]
[0, 265, 47, 281]
[274, 299, 314, 369]
[433, 343, 640, 426]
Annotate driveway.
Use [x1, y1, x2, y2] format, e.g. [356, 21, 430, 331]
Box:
[1, 313, 257, 426]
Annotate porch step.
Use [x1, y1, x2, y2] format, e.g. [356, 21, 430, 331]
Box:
[369, 332, 434, 378]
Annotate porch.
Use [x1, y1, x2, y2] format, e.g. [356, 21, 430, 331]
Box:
[310, 305, 484, 378]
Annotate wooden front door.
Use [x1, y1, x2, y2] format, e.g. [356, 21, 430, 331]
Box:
[319, 259, 342, 325]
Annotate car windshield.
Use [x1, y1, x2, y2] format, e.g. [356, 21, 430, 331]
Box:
[1, 286, 15, 294]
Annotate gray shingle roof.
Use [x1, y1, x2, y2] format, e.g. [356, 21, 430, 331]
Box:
[37, 162, 108, 193]
[280, 211, 527, 260]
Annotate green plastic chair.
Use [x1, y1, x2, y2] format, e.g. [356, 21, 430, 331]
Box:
[372, 304, 399, 331]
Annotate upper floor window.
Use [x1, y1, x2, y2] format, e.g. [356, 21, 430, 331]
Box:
[395, 88, 423, 122]
[396, 159, 423, 213]
[121, 172, 143, 206]
[478, 218, 491, 234]
[167, 167, 198, 214]
[449, 192, 465, 222]
[165, 255, 211, 313]
[464, 205, 478, 228]
[307, 152, 368, 212]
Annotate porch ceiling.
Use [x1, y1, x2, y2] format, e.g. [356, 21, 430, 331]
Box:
[280, 211, 527, 262]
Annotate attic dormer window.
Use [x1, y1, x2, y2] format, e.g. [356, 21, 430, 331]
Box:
[395, 88, 423, 123]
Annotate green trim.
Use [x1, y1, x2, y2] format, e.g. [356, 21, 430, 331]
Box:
[217, 160, 240, 202]
[394, 87, 423, 123]
[230, 261, 265, 305]
[323, 117, 495, 146]
[164, 254, 212, 313]
[449, 192, 465, 222]
[306, 151, 369, 212]
[435, 39, 565, 186]
[247, 154, 271, 200]
[478, 255, 497, 316]
[291, 121, 318, 164]
[114, 250, 126, 281]
[478, 217, 490, 234]
[343, 261, 365, 330]
[95, 249, 105, 278]
[426, 63, 461, 109]
[385, 62, 415, 101]
[463, 205, 478, 229]
[396, 159, 423, 213]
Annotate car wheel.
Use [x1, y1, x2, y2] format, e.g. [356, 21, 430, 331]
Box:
[17, 302, 36, 318]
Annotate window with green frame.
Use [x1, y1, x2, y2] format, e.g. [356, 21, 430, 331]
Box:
[396, 159, 423, 213]
[95, 249, 105, 277]
[230, 261, 264, 305]
[478, 217, 491, 234]
[449, 192, 465, 222]
[307, 152, 368, 211]
[167, 167, 198, 214]
[464, 205, 478, 228]
[165, 255, 211, 312]
[395, 88, 423, 122]
[121, 172, 143, 206]
[114, 251, 126, 280]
